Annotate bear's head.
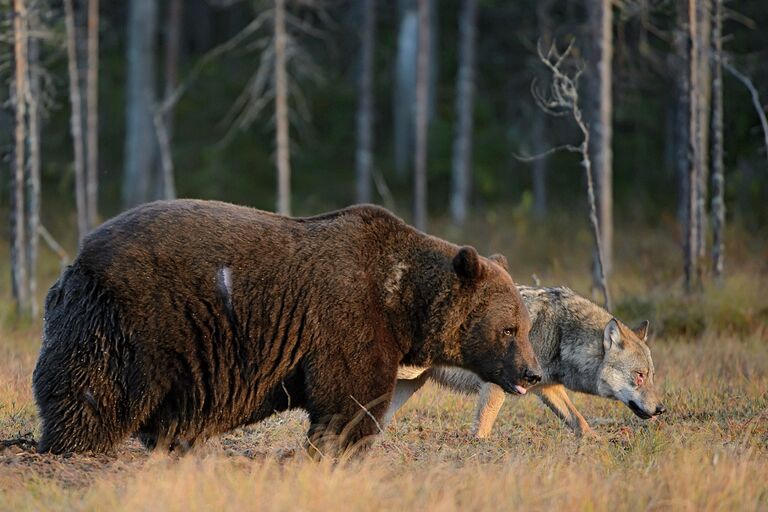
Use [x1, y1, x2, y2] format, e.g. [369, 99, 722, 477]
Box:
[450, 247, 543, 395]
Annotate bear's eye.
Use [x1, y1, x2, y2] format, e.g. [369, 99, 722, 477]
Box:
[635, 371, 645, 387]
[502, 327, 516, 337]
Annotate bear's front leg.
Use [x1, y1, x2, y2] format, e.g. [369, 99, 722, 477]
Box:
[302, 345, 399, 460]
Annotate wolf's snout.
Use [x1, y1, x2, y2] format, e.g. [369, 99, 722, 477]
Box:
[654, 404, 667, 415]
[522, 368, 542, 385]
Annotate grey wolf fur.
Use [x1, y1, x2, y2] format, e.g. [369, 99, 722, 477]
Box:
[386, 286, 665, 437]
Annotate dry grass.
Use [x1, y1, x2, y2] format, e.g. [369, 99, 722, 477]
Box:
[0, 220, 767, 511]
[1, 324, 766, 510]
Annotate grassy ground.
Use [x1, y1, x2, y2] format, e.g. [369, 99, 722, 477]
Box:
[0, 217, 766, 511]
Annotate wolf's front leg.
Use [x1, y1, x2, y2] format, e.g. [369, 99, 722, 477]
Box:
[533, 384, 595, 437]
[471, 383, 506, 438]
[381, 370, 431, 430]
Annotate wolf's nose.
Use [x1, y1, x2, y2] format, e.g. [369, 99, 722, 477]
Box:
[523, 369, 542, 385]
[655, 404, 667, 415]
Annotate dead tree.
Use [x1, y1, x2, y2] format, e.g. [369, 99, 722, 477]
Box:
[695, 0, 711, 265]
[393, 0, 417, 176]
[63, 0, 88, 241]
[710, 0, 724, 281]
[275, 0, 291, 215]
[586, 0, 613, 285]
[413, 0, 430, 231]
[156, 0, 182, 200]
[123, 0, 158, 208]
[449, 0, 476, 227]
[11, 0, 30, 315]
[685, 0, 703, 293]
[26, 27, 41, 317]
[522, 41, 612, 311]
[355, 0, 376, 204]
[85, 0, 99, 227]
[673, 1, 690, 228]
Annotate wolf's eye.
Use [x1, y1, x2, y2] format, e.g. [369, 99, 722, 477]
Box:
[635, 372, 645, 387]
[502, 327, 516, 337]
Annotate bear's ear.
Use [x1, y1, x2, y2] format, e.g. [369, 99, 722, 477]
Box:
[453, 246, 485, 282]
[489, 253, 509, 272]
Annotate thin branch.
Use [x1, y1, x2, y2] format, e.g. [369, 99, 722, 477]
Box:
[723, 7, 756, 29]
[722, 59, 768, 160]
[158, 9, 273, 114]
[349, 395, 384, 435]
[285, 11, 330, 41]
[38, 224, 69, 269]
[513, 143, 581, 162]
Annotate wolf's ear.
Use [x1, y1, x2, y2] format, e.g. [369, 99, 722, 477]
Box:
[603, 318, 622, 353]
[489, 253, 509, 272]
[632, 320, 650, 342]
[453, 246, 485, 282]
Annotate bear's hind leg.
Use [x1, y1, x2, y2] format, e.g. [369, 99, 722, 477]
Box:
[35, 380, 145, 454]
[34, 345, 155, 454]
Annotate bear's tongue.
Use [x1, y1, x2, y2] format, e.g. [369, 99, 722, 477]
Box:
[514, 384, 527, 395]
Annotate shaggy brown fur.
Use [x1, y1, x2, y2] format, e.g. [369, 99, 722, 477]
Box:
[33, 200, 540, 456]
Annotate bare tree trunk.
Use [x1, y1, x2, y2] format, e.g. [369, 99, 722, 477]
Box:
[158, 0, 182, 200]
[123, 0, 158, 209]
[413, 0, 430, 231]
[394, 0, 417, 176]
[674, 1, 690, 228]
[685, 0, 702, 293]
[587, 0, 613, 286]
[275, 0, 291, 215]
[64, 0, 88, 241]
[449, 0, 476, 227]
[695, 0, 711, 267]
[26, 35, 41, 317]
[710, 0, 725, 281]
[85, 0, 99, 227]
[11, 0, 30, 315]
[355, 0, 376, 204]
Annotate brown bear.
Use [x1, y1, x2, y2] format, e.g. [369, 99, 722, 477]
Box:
[33, 200, 541, 456]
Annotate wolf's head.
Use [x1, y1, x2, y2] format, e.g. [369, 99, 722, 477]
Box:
[596, 319, 666, 419]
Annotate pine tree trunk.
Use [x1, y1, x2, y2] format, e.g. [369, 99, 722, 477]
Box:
[674, 1, 691, 228]
[85, 0, 99, 228]
[413, 0, 430, 231]
[355, 0, 376, 204]
[394, 0, 417, 176]
[158, 0, 181, 200]
[123, 0, 158, 209]
[275, 0, 291, 215]
[64, 0, 88, 241]
[26, 35, 41, 317]
[587, 0, 614, 284]
[11, 0, 30, 316]
[695, 0, 711, 266]
[685, 0, 702, 293]
[450, 0, 476, 227]
[710, 0, 725, 281]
